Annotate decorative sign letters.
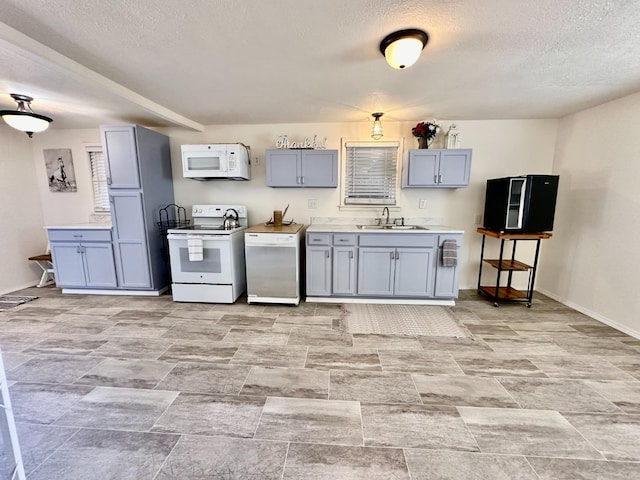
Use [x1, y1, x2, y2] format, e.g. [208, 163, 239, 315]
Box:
[275, 134, 327, 149]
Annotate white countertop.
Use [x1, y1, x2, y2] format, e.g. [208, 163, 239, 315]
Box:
[306, 224, 464, 234]
[45, 223, 112, 230]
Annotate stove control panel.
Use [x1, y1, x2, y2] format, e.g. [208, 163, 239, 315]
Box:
[192, 205, 247, 219]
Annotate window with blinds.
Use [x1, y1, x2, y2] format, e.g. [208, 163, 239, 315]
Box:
[88, 149, 110, 212]
[343, 141, 400, 205]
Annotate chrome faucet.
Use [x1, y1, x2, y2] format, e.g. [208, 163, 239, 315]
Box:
[382, 207, 390, 224]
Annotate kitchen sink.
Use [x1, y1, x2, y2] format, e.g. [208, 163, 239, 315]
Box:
[356, 225, 429, 230]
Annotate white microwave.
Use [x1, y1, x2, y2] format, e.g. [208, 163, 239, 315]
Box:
[181, 143, 251, 180]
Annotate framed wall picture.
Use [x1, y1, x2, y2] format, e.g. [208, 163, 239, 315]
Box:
[43, 148, 77, 192]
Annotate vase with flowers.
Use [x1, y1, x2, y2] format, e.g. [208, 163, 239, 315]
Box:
[412, 120, 440, 149]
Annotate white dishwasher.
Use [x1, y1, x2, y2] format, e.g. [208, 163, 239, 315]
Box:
[244, 224, 304, 305]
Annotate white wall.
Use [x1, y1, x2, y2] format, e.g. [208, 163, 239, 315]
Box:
[30, 129, 102, 225]
[539, 92, 640, 337]
[0, 126, 46, 294]
[27, 119, 557, 292]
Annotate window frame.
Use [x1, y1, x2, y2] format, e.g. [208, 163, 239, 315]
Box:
[340, 138, 403, 208]
[87, 147, 110, 213]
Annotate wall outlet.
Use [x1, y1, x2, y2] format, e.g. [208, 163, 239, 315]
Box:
[308, 199, 317, 209]
[474, 213, 483, 225]
[419, 199, 427, 209]
[254, 156, 260, 165]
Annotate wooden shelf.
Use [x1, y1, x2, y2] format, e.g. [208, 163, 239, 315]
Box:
[479, 286, 528, 300]
[476, 227, 552, 240]
[483, 259, 532, 271]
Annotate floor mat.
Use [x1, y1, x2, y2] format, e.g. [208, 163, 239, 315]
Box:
[343, 304, 471, 337]
[0, 295, 38, 311]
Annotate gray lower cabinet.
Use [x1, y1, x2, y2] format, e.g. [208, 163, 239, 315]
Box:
[434, 235, 463, 297]
[357, 247, 435, 296]
[49, 230, 117, 288]
[306, 246, 332, 296]
[333, 247, 357, 295]
[306, 231, 462, 299]
[110, 191, 151, 288]
[266, 149, 338, 187]
[403, 149, 472, 187]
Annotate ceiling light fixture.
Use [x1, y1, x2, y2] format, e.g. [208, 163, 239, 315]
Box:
[379, 28, 429, 69]
[0, 93, 53, 137]
[371, 112, 384, 140]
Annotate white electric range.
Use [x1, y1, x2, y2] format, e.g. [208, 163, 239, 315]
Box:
[167, 204, 248, 303]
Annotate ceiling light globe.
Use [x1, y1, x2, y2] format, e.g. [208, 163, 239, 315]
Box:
[384, 37, 424, 69]
[2, 113, 51, 133]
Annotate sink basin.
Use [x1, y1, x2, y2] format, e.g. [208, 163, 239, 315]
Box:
[390, 225, 429, 230]
[356, 225, 428, 230]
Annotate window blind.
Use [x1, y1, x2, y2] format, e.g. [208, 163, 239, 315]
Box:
[88, 150, 110, 212]
[344, 143, 399, 205]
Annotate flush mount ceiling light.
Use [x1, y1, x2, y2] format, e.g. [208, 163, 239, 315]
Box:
[379, 28, 429, 69]
[371, 112, 384, 140]
[0, 93, 53, 137]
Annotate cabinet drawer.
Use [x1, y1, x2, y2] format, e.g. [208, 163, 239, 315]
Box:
[358, 234, 437, 248]
[333, 234, 356, 245]
[48, 229, 113, 243]
[307, 233, 331, 246]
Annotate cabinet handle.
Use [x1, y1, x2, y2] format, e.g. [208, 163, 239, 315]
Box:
[390, 251, 394, 260]
[438, 174, 443, 183]
[76, 246, 81, 254]
[109, 195, 114, 204]
[349, 251, 353, 259]
[434, 174, 438, 183]
[395, 251, 400, 259]
[325, 250, 330, 258]
[106, 177, 112, 185]
[301, 176, 305, 184]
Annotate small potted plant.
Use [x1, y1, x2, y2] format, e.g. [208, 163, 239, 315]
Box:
[412, 120, 440, 149]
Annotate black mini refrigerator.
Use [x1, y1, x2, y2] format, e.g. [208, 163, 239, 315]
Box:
[483, 175, 559, 233]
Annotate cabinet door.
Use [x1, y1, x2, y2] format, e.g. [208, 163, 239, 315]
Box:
[394, 248, 435, 296]
[332, 247, 356, 295]
[357, 248, 394, 295]
[50, 243, 86, 287]
[300, 150, 338, 187]
[406, 150, 440, 186]
[306, 246, 332, 296]
[266, 150, 300, 187]
[83, 243, 118, 288]
[434, 242, 462, 298]
[111, 192, 151, 288]
[438, 149, 472, 187]
[102, 125, 141, 189]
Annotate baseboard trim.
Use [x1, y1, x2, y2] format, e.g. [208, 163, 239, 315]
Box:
[1, 282, 41, 296]
[306, 297, 455, 306]
[61, 287, 168, 296]
[537, 288, 640, 340]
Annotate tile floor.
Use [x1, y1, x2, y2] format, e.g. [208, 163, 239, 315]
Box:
[1, 287, 640, 479]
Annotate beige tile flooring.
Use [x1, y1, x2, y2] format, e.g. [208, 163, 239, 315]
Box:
[1, 287, 640, 479]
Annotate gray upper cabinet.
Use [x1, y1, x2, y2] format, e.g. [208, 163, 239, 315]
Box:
[403, 149, 472, 188]
[102, 126, 141, 189]
[266, 149, 338, 187]
[101, 125, 174, 291]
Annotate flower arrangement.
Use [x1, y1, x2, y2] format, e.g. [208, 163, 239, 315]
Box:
[412, 120, 440, 148]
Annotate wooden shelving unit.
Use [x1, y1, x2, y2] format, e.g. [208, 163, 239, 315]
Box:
[476, 228, 552, 307]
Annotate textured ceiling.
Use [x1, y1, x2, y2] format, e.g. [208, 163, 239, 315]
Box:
[1, 0, 640, 130]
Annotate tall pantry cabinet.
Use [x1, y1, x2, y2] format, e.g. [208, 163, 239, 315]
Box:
[101, 125, 174, 292]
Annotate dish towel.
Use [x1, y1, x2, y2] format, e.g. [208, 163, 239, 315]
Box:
[441, 239, 458, 267]
[187, 236, 203, 262]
